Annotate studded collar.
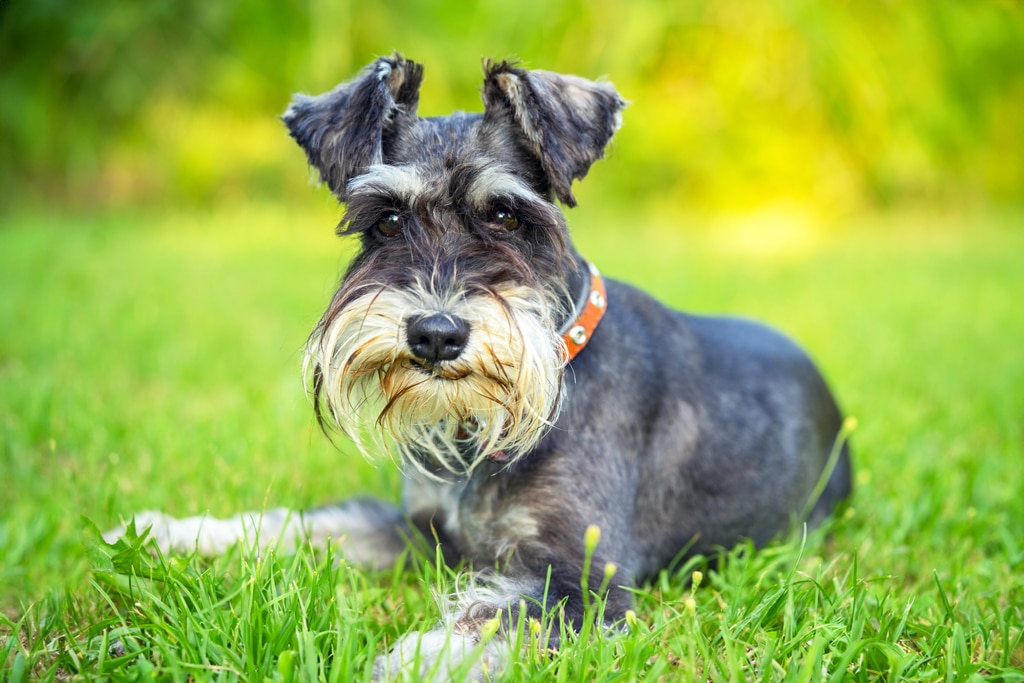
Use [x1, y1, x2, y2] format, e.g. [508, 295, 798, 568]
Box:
[560, 262, 607, 362]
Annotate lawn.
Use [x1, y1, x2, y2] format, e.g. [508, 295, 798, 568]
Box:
[1, 203, 1022, 681]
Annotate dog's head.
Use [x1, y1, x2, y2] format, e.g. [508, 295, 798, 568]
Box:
[284, 55, 625, 477]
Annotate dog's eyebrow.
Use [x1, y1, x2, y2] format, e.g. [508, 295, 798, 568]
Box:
[346, 164, 426, 202]
[466, 166, 539, 209]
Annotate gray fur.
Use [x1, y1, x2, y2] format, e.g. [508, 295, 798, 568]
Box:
[109, 54, 851, 680]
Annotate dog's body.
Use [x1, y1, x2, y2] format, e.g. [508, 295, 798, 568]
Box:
[108, 56, 851, 680]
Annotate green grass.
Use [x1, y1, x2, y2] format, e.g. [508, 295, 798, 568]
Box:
[1, 203, 1022, 681]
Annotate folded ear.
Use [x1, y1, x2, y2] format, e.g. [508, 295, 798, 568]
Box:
[482, 61, 626, 207]
[283, 55, 423, 199]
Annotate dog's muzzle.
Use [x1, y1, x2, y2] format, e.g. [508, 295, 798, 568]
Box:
[307, 283, 566, 477]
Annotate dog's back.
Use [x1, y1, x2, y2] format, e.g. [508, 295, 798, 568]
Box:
[562, 279, 851, 578]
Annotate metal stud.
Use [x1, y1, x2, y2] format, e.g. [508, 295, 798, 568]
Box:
[569, 325, 588, 345]
[590, 290, 605, 309]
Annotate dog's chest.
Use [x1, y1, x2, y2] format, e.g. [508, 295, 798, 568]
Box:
[404, 474, 542, 565]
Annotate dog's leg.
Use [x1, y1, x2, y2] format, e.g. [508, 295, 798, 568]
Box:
[104, 498, 408, 567]
[376, 471, 636, 682]
[373, 574, 537, 682]
[373, 561, 631, 681]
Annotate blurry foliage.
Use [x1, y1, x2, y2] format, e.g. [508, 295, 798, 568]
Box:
[1, 0, 1022, 213]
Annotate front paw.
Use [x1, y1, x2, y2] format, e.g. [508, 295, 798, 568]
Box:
[373, 628, 506, 682]
[103, 511, 230, 555]
[103, 511, 175, 548]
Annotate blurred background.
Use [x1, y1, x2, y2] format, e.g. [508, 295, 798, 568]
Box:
[2, 0, 1022, 218]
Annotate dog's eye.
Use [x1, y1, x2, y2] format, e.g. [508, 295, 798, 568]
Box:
[489, 208, 520, 232]
[376, 213, 403, 237]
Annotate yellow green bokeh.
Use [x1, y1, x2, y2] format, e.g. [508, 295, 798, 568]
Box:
[2, 0, 1022, 215]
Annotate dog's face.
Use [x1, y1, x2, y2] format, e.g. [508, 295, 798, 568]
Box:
[284, 56, 625, 476]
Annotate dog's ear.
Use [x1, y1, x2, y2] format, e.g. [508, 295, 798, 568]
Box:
[283, 55, 423, 200]
[482, 61, 626, 207]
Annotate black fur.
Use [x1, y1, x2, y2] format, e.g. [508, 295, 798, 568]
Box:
[109, 54, 851, 680]
[481, 60, 626, 206]
[283, 55, 423, 198]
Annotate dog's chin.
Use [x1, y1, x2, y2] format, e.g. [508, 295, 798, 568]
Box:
[321, 359, 560, 479]
[405, 429, 494, 478]
[379, 365, 520, 465]
[410, 360, 473, 382]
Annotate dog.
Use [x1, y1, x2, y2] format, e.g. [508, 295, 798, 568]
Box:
[107, 55, 852, 680]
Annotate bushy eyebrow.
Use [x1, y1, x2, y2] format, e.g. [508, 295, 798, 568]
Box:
[345, 164, 427, 203]
[465, 166, 539, 210]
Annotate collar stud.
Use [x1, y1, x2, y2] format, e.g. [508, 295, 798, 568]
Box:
[561, 263, 607, 362]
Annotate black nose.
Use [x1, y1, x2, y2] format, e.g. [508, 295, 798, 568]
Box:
[406, 314, 470, 364]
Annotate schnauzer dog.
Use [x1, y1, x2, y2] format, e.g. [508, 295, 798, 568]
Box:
[108, 55, 851, 680]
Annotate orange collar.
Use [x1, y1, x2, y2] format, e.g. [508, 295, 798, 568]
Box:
[561, 263, 607, 362]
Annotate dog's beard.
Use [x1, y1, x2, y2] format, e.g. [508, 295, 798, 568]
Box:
[306, 282, 566, 478]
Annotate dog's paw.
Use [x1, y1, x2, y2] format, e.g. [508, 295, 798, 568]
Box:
[103, 511, 240, 555]
[103, 511, 170, 547]
[373, 628, 507, 682]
